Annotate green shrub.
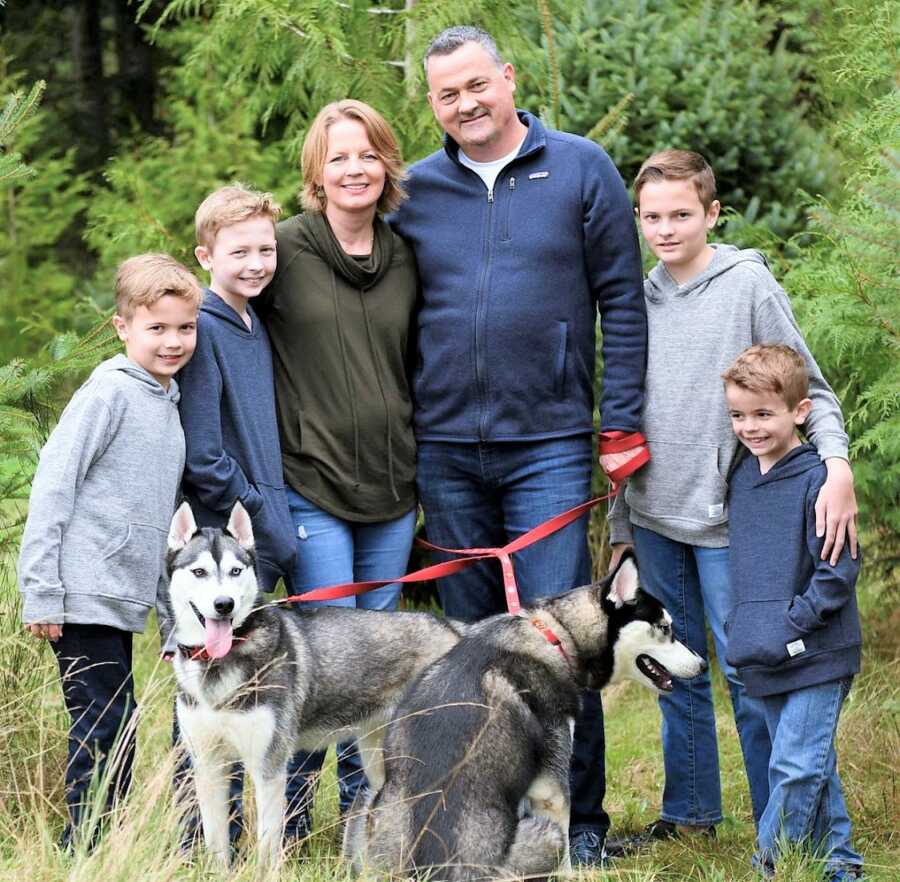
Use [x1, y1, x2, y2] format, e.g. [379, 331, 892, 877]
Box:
[518, 0, 834, 239]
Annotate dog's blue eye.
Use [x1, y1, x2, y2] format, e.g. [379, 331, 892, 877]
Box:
[191, 567, 207, 578]
[229, 567, 243, 577]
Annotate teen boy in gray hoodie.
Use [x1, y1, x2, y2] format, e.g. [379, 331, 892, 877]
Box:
[606, 151, 858, 853]
[18, 254, 201, 848]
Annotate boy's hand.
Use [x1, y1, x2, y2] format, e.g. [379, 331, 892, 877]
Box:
[608, 542, 635, 573]
[26, 623, 63, 642]
[816, 458, 859, 565]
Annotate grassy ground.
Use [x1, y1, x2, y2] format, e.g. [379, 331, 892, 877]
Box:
[0, 567, 897, 882]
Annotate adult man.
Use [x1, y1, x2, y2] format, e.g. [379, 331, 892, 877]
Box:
[390, 26, 648, 865]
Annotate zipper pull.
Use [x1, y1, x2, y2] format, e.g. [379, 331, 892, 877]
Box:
[487, 189, 494, 204]
[509, 176, 516, 190]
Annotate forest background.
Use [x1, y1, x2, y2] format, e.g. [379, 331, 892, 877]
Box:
[0, 1, 897, 880]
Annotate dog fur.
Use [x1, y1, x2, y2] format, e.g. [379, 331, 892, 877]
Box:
[165, 501, 466, 866]
[343, 552, 706, 881]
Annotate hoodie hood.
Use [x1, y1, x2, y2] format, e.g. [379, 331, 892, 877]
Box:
[646, 244, 769, 303]
[91, 353, 181, 404]
[200, 288, 260, 337]
[751, 443, 822, 486]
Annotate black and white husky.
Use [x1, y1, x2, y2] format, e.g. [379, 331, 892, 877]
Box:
[165, 502, 466, 866]
[344, 552, 707, 881]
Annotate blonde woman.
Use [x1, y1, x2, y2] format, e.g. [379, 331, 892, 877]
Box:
[255, 99, 417, 841]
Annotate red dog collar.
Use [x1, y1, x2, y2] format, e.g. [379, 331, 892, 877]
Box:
[530, 617, 571, 668]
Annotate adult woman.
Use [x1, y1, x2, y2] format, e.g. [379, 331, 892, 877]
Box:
[255, 99, 417, 841]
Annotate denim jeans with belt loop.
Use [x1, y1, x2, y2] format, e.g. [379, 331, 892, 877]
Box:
[632, 525, 772, 826]
[755, 677, 862, 878]
[283, 487, 417, 841]
[415, 434, 608, 838]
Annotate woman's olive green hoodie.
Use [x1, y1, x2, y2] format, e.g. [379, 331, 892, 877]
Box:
[256, 211, 418, 522]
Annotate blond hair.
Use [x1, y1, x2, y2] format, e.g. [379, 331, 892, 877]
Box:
[634, 149, 717, 211]
[722, 344, 809, 408]
[301, 100, 406, 214]
[194, 184, 281, 250]
[115, 253, 203, 320]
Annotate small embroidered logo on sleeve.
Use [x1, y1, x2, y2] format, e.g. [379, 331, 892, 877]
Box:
[528, 171, 550, 180]
[708, 503, 724, 518]
[786, 639, 806, 657]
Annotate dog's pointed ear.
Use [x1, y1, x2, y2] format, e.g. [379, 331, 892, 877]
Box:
[226, 501, 255, 550]
[606, 553, 639, 608]
[168, 501, 198, 551]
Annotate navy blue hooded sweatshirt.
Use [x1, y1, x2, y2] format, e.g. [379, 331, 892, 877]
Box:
[726, 444, 861, 697]
[177, 290, 296, 591]
[390, 111, 646, 441]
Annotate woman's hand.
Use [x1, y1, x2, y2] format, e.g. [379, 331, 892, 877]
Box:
[815, 458, 859, 565]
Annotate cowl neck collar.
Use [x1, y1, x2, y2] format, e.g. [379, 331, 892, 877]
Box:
[299, 210, 394, 290]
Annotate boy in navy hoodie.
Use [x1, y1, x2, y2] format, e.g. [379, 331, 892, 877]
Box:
[179, 185, 296, 589]
[173, 184, 297, 847]
[723, 344, 863, 882]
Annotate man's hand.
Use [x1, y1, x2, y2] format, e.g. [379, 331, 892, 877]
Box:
[599, 450, 637, 477]
[608, 542, 635, 573]
[27, 623, 63, 642]
[816, 457, 858, 565]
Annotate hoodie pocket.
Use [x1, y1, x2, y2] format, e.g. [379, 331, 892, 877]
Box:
[553, 321, 568, 397]
[252, 482, 298, 584]
[626, 441, 729, 526]
[726, 599, 811, 669]
[94, 523, 166, 604]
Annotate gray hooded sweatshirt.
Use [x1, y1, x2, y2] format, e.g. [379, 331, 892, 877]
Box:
[608, 245, 849, 548]
[18, 354, 185, 631]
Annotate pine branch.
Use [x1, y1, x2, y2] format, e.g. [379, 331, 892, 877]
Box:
[537, 0, 559, 131]
[0, 80, 46, 186]
[584, 93, 632, 148]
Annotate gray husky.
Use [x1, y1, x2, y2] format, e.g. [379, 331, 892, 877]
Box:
[165, 501, 465, 866]
[344, 552, 706, 881]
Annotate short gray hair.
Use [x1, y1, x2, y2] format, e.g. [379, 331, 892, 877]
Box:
[423, 26, 503, 72]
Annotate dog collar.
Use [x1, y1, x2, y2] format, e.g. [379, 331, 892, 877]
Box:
[177, 644, 216, 662]
[529, 617, 571, 668]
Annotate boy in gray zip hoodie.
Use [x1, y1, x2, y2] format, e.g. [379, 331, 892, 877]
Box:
[18, 254, 202, 847]
[605, 151, 858, 853]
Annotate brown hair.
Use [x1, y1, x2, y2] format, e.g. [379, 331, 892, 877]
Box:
[301, 99, 406, 214]
[634, 149, 717, 211]
[115, 253, 203, 320]
[194, 184, 281, 250]
[722, 344, 810, 408]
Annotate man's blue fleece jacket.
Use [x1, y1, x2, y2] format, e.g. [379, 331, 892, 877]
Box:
[726, 444, 862, 697]
[390, 111, 646, 441]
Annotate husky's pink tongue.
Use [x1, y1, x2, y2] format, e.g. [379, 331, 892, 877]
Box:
[204, 618, 234, 659]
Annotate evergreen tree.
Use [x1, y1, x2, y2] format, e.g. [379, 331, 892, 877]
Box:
[784, 0, 899, 586]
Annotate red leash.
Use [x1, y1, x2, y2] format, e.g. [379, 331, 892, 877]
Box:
[281, 486, 619, 615]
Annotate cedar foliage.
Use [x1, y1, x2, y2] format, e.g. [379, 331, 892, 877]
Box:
[1, 0, 897, 570]
[784, 0, 899, 585]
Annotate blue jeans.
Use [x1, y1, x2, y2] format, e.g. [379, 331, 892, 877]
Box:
[755, 678, 862, 877]
[284, 487, 416, 839]
[416, 436, 608, 835]
[632, 526, 771, 826]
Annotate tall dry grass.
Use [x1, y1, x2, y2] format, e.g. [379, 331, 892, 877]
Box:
[1, 552, 897, 881]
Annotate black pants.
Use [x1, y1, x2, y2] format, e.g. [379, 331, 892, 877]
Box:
[52, 624, 136, 845]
